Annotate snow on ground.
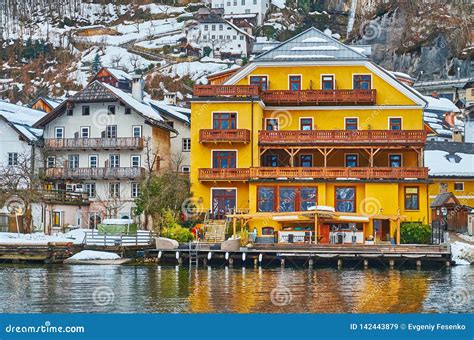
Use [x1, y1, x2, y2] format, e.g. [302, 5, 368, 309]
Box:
[68, 250, 120, 261]
[457, 233, 474, 243]
[135, 33, 185, 49]
[0, 230, 85, 245]
[272, 0, 287, 9]
[161, 61, 230, 82]
[451, 241, 474, 265]
[139, 4, 186, 15]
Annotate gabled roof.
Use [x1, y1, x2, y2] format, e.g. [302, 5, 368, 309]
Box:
[105, 67, 133, 82]
[31, 96, 62, 110]
[430, 192, 460, 208]
[34, 81, 175, 133]
[145, 98, 190, 124]
[0, 101, 45, 142]
[255, 27, 368, 62]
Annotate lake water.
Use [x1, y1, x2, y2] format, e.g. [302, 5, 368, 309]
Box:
[0, 264, 472, 313]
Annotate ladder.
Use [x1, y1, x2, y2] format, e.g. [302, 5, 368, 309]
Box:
[188, 241, 199, 267]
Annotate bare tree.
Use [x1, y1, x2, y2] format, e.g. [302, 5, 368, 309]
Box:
[110, 54, 122, 68]
[129, 54, 142, 70]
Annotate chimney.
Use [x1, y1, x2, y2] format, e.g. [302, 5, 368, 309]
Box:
[132, 75, 144, 102]
[465, 111, 474, 143]
[164, 92, 177, 106]
[452, 128, 463, 143]
[444, 112, 455, 127]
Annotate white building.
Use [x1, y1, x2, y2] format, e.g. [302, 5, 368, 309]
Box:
[34, 79, 175, 230]
[146, 93, 191, 173]
[0, 102, 45, 232]
[211, 0, 270, 25]
[187, 16, 255, 58]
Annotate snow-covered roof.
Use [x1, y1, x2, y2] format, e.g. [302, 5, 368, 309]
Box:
[0, 101, 45, 142]
[255, 27, 367, 62]
[425, 142, 474, 178]
[145, 97, 190, 124]
[106, 67, 133, 82]
[423, 95, 460, 113]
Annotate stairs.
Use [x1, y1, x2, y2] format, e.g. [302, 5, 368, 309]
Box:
[203, 220, 227, 243]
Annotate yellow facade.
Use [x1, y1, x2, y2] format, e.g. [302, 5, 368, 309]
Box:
[429, 179, 474, 213]
[190, 29, 430, 244]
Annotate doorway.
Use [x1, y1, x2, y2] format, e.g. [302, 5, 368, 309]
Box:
[211, 189, 236, 220]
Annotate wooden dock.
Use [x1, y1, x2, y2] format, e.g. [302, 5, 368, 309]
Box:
[143, 244, 452, 268]
[0, 243, 82, 263]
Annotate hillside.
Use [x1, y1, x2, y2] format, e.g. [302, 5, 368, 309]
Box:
[0, 0, 472, 104]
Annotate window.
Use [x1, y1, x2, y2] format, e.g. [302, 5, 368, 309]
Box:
[131, 183, 140, 198]
[181, 166, 190, 173]
[108, 105, 116, 115]
[182, 138, 191, 152]
[300, 118, 313, 131]
[133, 126, 142, 138]
[7, 152, 18, 166]
[353, 75, 372, 90]
[262, 227, 274, 235]
[89, 155, 98, 168]
[109, 154, 120, 168]
[300, 188, 317, 211]
[389, 118, 402, 130]
[213, 112, 236, 129]
[67, 108, 73, 116]
[125, 107, 131, 115]
[55, 127, 64, 139]
[249, 76, 268, 90]
[68, 155, 79, 168]
[80, 127, 90, 138]
[211, 25, 216, 30]
[167, 121, 174, 129]
[300, 155, 313, 167]
[289, 75, 301, 91]
[212, 151, 236, 168]
[131, 155, 141, 168]
[204, 24, 208, 31]
[258, 187, 275, 212]
[265, 118, 278, 131]
[109, 183, 120, 198]
[82, 106, 90, 116]
[106, 125, 117, 139]
[345, 154, 358, 167]
[219, 24, 223, 30]
[279, 187, 296, 212]
[335, 187, 356, 212]
[85, 183, 96, 198]
[47, 156, 55, 168]
[253, 0, 257, 3]
[345, 118, 358, 130]
[404, 187, 419, 210]
[454, 182, 464, 191]
[263, 154, 278, 167]
[322, 75, 334, 90]
[389, 154, 402, 168]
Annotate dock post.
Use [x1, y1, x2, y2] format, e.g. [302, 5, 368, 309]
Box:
[363, 259, 369, 269]
[308, 258, 314, 268]
[253, 258, 258, 268]
[337, 259, 343, 269]
[280, 259, 285, 267]
[203, 258, 208, 266]
[228, 258, 233, 267]
[416, 260, 422, 269]
[389, 260, 394, 268]
[446, 260, 451, 267]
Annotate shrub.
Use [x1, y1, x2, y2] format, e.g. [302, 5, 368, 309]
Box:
[400, 223, 432, 244]
[162, 227, 194, 243]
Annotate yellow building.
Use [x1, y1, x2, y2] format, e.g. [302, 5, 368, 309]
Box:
[190, 28, 430, 245]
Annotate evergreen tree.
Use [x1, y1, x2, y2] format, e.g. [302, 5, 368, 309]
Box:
[91, 53, 101, 74]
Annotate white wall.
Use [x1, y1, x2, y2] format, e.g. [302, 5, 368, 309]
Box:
[211, 0, 270, 24]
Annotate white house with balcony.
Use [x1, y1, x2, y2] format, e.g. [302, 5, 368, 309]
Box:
[34, 78, 175, 230]
[211, 0, 270, 25]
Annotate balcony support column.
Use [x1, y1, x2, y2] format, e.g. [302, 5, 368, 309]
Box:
[363, 147, 381, 167]
[315, 147, 334, 167]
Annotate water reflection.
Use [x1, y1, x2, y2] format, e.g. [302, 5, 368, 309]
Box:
[0, 264, 472, 313]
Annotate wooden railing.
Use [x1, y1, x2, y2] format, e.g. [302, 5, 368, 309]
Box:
[41, 190, 89, 205]
[44, 137, 144, 150]
[193, 85, 260, 97]
[45, 167, 146, 180]
[259, 130, 427, 145]
[198, 168, 250, 181]
[198, 167, 428, 181]
[250, 167, 429, 180]
[200, 129, 251, 143]
[261, 89, 376, 105]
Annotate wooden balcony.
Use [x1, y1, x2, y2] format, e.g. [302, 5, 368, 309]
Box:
[45, 167, 146, 180]
[200, 129, 251, 143]
[261, 89, 376, 106]
[259, 130, 427, 146]
[198, 168, 250, 181]
[250, 167, 429, 180]
[44, 137, 144, 150]
[41, 190, 89, 206]
[193, 85, 260, 97]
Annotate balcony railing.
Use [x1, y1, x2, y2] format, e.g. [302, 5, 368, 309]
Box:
[44, 137, 144, 150]
[193, 85, 260, 97]
[193, 85, 376, 105]
[41, 190, 89, 205]
[45, 167, 146, 180]
[259, 130, 427, 145]
[198, 167, 428, 181]
[200, 129, 251, 143]
[261, 89, 376, 105]
[198, 168, 250, 181]
[250, 167, 429, 180]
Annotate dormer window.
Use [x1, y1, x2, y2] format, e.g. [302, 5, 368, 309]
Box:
[108, 105, 116, 115]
